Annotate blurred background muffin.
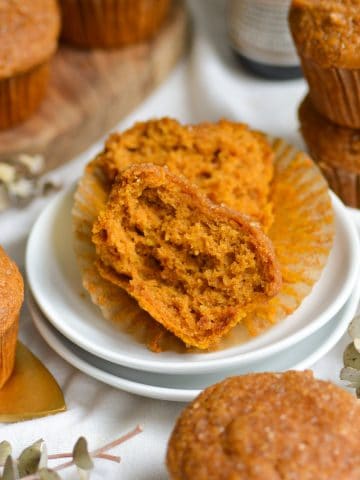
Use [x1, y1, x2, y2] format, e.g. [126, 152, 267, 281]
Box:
[59, 0, 171, 49]
[299, 95, 360, 209]
[289, 0, 360, 128]
[0, 0, 60, 130]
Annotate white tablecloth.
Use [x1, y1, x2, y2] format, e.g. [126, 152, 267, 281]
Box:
[1, 1, 357, 478]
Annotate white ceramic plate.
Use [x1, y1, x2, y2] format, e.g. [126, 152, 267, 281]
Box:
[26, 186, 359, 374]
[30, 281, 360, 402]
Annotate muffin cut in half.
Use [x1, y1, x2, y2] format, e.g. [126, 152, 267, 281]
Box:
[96, 118, 274, 230]
[167, 371, 360, 480]
[92, 164, 281, 349]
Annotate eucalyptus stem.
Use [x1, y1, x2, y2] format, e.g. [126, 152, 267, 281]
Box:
[48, 452, 120, 462]
[14, 425, 143, 480]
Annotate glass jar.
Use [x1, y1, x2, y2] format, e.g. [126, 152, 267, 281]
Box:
[227, 0, 302, 80]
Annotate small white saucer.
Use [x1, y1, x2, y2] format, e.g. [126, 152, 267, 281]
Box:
[29, 280, 360, 402]
[26, 186, 360, 374]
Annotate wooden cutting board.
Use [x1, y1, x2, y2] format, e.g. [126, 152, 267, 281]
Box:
[0, 0, 188, 173]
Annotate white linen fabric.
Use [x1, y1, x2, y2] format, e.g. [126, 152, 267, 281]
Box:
[0, 1, 358, 478]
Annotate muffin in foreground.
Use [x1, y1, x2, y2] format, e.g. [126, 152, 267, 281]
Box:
[92, 164, 281, 349]
[299, 94, 360, 208]
[289, 0, 360, 128]
[0, 0, 60, 130]
[0, 247, 24, 388]
[96, 118, 274, 231]
[167, 371, 360, 480]
[59, 0, 171, 49]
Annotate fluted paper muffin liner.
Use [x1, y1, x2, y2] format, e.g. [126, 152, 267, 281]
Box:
[0, 63, 49, 130]
[301, 58, 360, 129]
[299, 94, 360, 209]
[60, 0, 171, 49]
[72, 137, 334, 352]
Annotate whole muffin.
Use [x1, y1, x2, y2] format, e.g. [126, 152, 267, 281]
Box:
[0, 247, 24, 388]
[167, 371, 360, 480]
[299, 94, 360, 208]
[59, 0, 171, 49]
[289, 0, 360, 128]
[0, 0, 60, 130]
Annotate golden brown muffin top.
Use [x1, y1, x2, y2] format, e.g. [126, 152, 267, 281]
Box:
[299, 95, 360, 172]
[0, 246, 23, 335]
[289, 0, 360, 68]
[0, 0, 60, 79]
[167, 371, 360, 480]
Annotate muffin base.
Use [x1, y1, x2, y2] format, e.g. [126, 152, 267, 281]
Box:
[0, 63, 50, 130]
[301, 58, 360, 129]
[0, 317, 19, 388]
[299, 95, 360, 208]
[60, 0, 171, 49]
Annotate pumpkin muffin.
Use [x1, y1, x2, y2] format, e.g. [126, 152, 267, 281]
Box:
[0, 247, 24, 388]
[299, 94, 360, 207]
[92, 164, 281, 349]
[96, 118, 274, 230]
[0, 0, 60, 130]
[167, 371, 360, 480]
[59, 0, 171, 49]
[289, 0, 360, 128]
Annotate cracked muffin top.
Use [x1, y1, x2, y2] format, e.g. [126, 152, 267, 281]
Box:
[167, 371, 360, 480]
[289, 0, 360, 68]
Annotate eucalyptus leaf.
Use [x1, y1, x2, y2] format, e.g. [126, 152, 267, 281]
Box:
[0, 442, 12, 466]
[76, 467, 90, 480]
[340, 366, 360, 387]
[343, 343, 360, 370]
[18, 439, 47, 478]
[354, 338, 360, 353]
[3, 456, 19, 480]
[38, 468, 61, 480]
[348, 315, 360, 342]
[72, 438, 93, 471]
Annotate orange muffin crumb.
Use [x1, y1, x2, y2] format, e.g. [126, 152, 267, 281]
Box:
[96, 118, 274, 230]
[92, 164, 281, 349]
[167, 371, 360, 480]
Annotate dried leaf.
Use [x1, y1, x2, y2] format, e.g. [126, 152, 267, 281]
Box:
[18, 439, 47, 477]
[343, 343, 360, 370]
[73, 438, 93, 471]
[0, 441, 12, 466]
[3, 455, 19, 480]
[340, 366, 360, 387]
[348, 315, 360, 343]
[38, 468, 61, 480]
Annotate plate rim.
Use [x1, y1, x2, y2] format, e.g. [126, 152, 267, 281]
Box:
[29, 281, 360, 402]
[26, 185, 360, 374]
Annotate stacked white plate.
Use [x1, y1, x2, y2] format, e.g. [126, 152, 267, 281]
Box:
[26, 186, 360, 402]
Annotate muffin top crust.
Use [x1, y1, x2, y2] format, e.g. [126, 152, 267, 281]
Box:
[289, 0, 360, 68]
[0, 0, 60, 79]
[167, 371, 360, 480]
